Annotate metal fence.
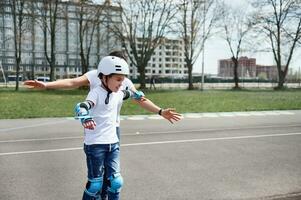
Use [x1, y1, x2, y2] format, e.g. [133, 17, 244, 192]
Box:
[1, 81, 301, 90]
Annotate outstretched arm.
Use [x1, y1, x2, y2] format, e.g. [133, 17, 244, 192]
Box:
[130, 87, 182, 123]
[24, 75, 90, 89]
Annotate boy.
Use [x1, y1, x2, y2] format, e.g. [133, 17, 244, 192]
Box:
[24, 51, 181, 124]
[75, 55, 141, 200]
[25, 51, 182, 200]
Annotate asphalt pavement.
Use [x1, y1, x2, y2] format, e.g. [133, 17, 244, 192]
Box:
[0, 110, 301, 200]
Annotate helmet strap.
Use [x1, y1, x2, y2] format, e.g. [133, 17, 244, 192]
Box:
[101, 76, 112, 104]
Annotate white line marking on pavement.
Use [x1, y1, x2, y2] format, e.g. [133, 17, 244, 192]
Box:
[0, 132, 300, 156]
[0, 111, 295, 133]
[122, 132, 301, 147]
[0, 136, 83, 143]
[0, 147, 83, 156]
[0, 124, 300, 143]
[0, 120, 70, 132]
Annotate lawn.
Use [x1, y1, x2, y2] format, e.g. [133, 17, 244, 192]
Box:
[0, 88, 301, 119]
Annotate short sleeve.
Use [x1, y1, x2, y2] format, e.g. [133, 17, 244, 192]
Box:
[85, 70, 100, 90]
[86, 88, 98, 105]
[122, 77, 135, 90]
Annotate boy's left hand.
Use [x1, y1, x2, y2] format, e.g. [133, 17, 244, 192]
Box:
[161, 108, 182, 124]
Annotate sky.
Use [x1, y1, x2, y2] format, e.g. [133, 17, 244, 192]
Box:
[193, 0, 301, 75]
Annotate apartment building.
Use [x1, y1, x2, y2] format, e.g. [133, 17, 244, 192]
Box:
[129, 37, 188, 79]
[0, 0, 187, 82]
[0, 0, 122, 81]
[218, 57, 256, 78]
[256, 64, 278, 80]
[218, 56, 278, 80]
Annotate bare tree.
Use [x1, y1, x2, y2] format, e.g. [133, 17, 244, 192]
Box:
[112, 0, 176, 89]
[219, 3, 253, 89]
[28, 0, 36, 80]
[251, 0, 301, 89]
[9, 0, 26, 90]
[33, 0, 60, 81]
[77, 0, 104, 75]
[0, 2, 9, 85]
[177, 0, 218, 90]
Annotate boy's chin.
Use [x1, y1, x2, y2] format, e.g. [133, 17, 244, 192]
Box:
[111, 87, 119, 92]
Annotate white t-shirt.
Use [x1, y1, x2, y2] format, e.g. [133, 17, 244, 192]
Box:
[84, 85, 124, 145]
[85, 70, 134, 126]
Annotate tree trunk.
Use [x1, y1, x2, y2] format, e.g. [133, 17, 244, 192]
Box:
[80, 51, 88, 75]
[15, 59, 20, 91]
[188, 63, 193, 90]
[50, 56, 55, 81]
[138, 65, 146, 89]
[232, 57, 240, 89]
[275, 70, 286, 89]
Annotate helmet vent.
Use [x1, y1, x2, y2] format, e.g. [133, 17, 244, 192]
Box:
[115, 65, 122, 71]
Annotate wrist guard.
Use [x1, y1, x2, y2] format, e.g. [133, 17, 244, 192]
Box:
[75, 102, 92, 124]
[131, 90, 145, 100]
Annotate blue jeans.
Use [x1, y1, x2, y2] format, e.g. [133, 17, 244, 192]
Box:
[82, 141, 122, 200]
[101, 127, 120, 200]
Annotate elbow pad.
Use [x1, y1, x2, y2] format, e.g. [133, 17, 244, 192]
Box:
[122, 90, 131, 100]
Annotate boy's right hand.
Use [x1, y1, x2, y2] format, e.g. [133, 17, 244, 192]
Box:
[75, 103, 96, 129]
[82, 119, 96, 130]
[23, 80, 46, 89]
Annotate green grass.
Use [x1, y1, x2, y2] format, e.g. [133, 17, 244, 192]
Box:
[1, 88, 301, 119]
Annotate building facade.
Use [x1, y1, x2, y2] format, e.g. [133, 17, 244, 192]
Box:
[0, 0, 122, 81]
[0, 0, 188, 82]
[256, 64, 278, 80]
[218, 56, 278, 80]
[127, 37, 188, 79]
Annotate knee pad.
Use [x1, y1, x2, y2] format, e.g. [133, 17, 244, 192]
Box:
[85, 178, 103, 197]
[108, 173, 123, 193]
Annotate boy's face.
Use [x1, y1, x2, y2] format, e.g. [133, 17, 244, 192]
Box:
[106, 74, 125, 92]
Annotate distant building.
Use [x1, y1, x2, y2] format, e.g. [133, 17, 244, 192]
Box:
[218, 57, 256, 78]
[0, 0, 122, 80]
[128, 37, 188, 79]
[1, 0, 187, 81]
[256, 64, 278, 80]
[218, 56, 278, 80]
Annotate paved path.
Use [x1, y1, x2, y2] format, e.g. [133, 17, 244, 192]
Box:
[0, 110, 301, 200]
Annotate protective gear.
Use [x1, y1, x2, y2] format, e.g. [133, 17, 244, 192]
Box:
[131, 90, 144, 100]
[108, 173, 123, 193]
[97, 56, 129, 76]
[83, 178, 103, 198]
[122, 90, 131, 100]
[75, 102, 92, 124]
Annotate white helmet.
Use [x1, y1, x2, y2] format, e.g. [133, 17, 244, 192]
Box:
[97, 56, 129, 76]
